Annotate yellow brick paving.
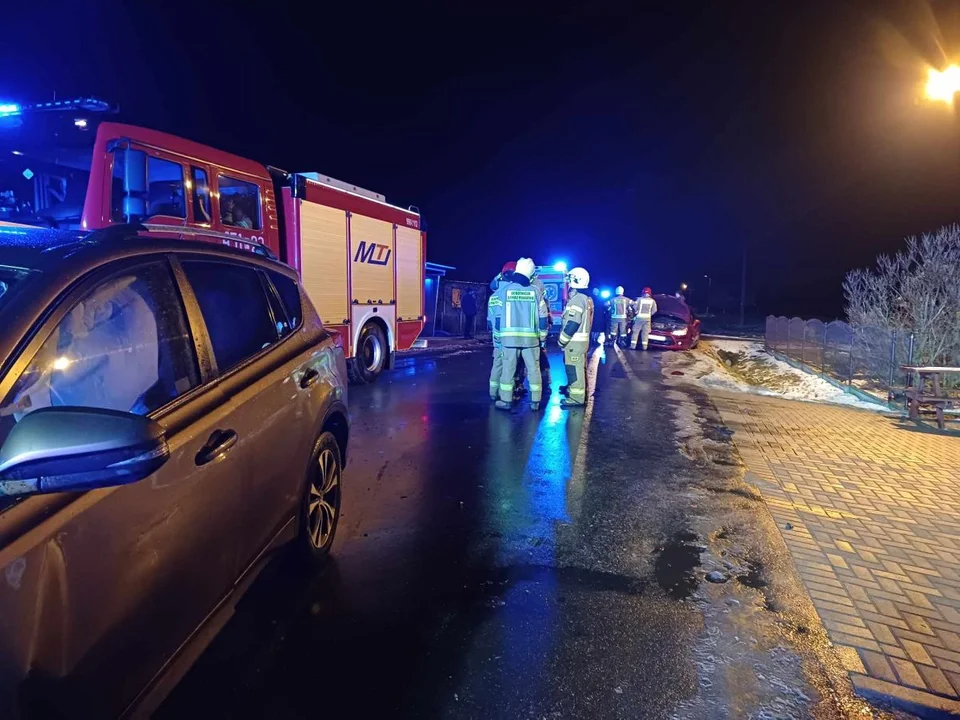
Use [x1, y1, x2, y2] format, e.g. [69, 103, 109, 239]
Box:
[710, 391, 960, 714]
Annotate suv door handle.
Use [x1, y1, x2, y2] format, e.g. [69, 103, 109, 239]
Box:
[299, 368, 320, 389]
[195, 429, 238, 466]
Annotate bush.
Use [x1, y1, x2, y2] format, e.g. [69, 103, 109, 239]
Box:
[843, 224, 960, 367]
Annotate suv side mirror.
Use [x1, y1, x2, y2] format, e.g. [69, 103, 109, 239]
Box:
[0, 407, 169, 497]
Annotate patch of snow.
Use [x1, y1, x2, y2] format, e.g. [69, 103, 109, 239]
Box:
[668, 340, 887, 411]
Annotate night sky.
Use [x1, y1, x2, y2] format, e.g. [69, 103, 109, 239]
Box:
[5, 0, 960, 318]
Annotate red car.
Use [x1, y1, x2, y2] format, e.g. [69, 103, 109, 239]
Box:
[643, 294, 701, 350]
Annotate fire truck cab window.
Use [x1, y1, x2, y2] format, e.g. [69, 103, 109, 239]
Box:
[191, 167, 212, 224]
[219, 176, 260, 231]
[146, 156, 186, 219]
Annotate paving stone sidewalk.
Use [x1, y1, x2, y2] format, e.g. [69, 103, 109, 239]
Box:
[710, 391, 960, 716]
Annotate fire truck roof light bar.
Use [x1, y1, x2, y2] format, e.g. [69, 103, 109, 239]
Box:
[17, 97, 116, 114]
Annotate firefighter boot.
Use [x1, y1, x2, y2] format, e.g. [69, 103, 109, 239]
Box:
[530, 402, 540, 411]
[495, 400, 513, 411]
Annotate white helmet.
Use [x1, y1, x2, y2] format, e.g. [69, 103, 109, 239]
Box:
[515, 257, 536, 280]
[615, 285, 625, 296]
[568, 267, 590, 289]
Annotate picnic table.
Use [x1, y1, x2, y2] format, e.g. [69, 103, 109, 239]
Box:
[901, 365, 960, 430]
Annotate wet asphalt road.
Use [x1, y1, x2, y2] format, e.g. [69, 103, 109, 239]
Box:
[157, 345, 787, 719]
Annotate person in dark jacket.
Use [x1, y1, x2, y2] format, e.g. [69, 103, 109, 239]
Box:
[461, 290, 477, 338]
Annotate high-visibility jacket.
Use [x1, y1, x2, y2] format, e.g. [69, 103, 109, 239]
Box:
[531, 278, 551, 325]
[558, 290, 593, 348]
[494, 280, 548, 348]
[609, 295, 631, 319]
[634, 296, 658, 319]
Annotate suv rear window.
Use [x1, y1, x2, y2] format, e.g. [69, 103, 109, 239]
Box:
[268, 270, 302, 332]
[181, 260, 279, 373]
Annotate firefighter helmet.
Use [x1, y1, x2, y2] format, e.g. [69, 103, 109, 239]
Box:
[615, 285, 625, 296]
[568, 267, 590, 289]
[515, 257, 536, 280]
[643, 286, 653, 296]
[501, 260, 517, 274]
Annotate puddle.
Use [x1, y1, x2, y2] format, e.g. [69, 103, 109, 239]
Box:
[654, 530, 704, 599]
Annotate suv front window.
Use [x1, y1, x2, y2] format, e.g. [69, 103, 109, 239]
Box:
[0, 262, 199, 436]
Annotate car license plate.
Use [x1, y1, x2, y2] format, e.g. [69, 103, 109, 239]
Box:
[648, 334, 667, 342]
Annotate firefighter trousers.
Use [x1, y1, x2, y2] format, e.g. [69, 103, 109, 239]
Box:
[489, 346, 503, 399]
[609, 318, 627, 343]
[563, 343, 588, 405]
[500, 347, 542, 404]
[631, 318, 651, 349]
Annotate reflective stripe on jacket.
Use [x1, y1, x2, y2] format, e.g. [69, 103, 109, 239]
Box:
[609, 295, 631, 319]
[635, 297, 657, 319]
[495, 281, 548, 347]
[559, 291, 594, 346]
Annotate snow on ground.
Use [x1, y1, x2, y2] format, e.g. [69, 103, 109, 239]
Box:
[665, 339, 888, 411]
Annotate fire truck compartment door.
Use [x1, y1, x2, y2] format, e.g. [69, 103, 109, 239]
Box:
[349, 214, 395, 305]
[299, 201, 349, 325]
[395, 226, 422, 321]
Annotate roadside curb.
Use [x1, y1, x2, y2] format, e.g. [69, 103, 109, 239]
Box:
[850, 674, 960, 719]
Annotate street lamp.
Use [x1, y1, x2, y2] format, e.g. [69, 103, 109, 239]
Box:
[680, 282, 688, 291]
[925, 65, 960, 106]
[703, 274, 712, 316]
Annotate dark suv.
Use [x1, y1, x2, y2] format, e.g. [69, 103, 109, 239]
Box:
[0, 225, 348, 718]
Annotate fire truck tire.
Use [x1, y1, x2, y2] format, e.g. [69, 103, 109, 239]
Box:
[348, 322, 387, 384]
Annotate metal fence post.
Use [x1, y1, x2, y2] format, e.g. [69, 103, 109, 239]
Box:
[887, 330, 897, 393]
[908, 333, 915, 366]
[847, 332, 855, 384]
[821, 324, 827, 376]
[800, 322, 806, 365]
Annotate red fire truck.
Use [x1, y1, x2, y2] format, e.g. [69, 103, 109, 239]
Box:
[0, 99, 424, 382]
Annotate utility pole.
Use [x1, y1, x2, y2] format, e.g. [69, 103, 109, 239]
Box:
[739, 246, 747, 327]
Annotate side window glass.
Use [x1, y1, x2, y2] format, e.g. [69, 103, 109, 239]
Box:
[181, 261, 279, 373]
[191, 167, 212, 224]
[219, 176, 261, 230]
[268, 270, 302, 334]
[147, 156, 186, 219]
[0, 263, 200, 448]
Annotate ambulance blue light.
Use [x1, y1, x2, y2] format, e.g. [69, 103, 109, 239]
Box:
[0, 103, 21, 117]
[600, 289, 611, 299]
[552, 261, 567, 273]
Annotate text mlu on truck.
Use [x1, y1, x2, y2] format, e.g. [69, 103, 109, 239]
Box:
[0, 99, 425, 383]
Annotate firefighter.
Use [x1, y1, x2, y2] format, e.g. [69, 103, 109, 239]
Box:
[529, 266, 552, 390]
[558, 267, 593, 407]
[631, 287, 658, 351]
[607, 286, 630, 346]
[487, 261, 515, 400]
[493, 257, 548, 411]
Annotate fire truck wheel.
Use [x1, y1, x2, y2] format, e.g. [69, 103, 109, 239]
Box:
[348, 322, 387, 384]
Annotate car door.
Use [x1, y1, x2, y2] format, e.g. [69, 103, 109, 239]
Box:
[0, 256, 247, 717]
[175, 257, 318, 572]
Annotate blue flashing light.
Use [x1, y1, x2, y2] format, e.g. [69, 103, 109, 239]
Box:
[424, 277, 433, 285]
[552, 261, 568, 273]
[0, 103, 21, 117]
[600, 289, 611, 299]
